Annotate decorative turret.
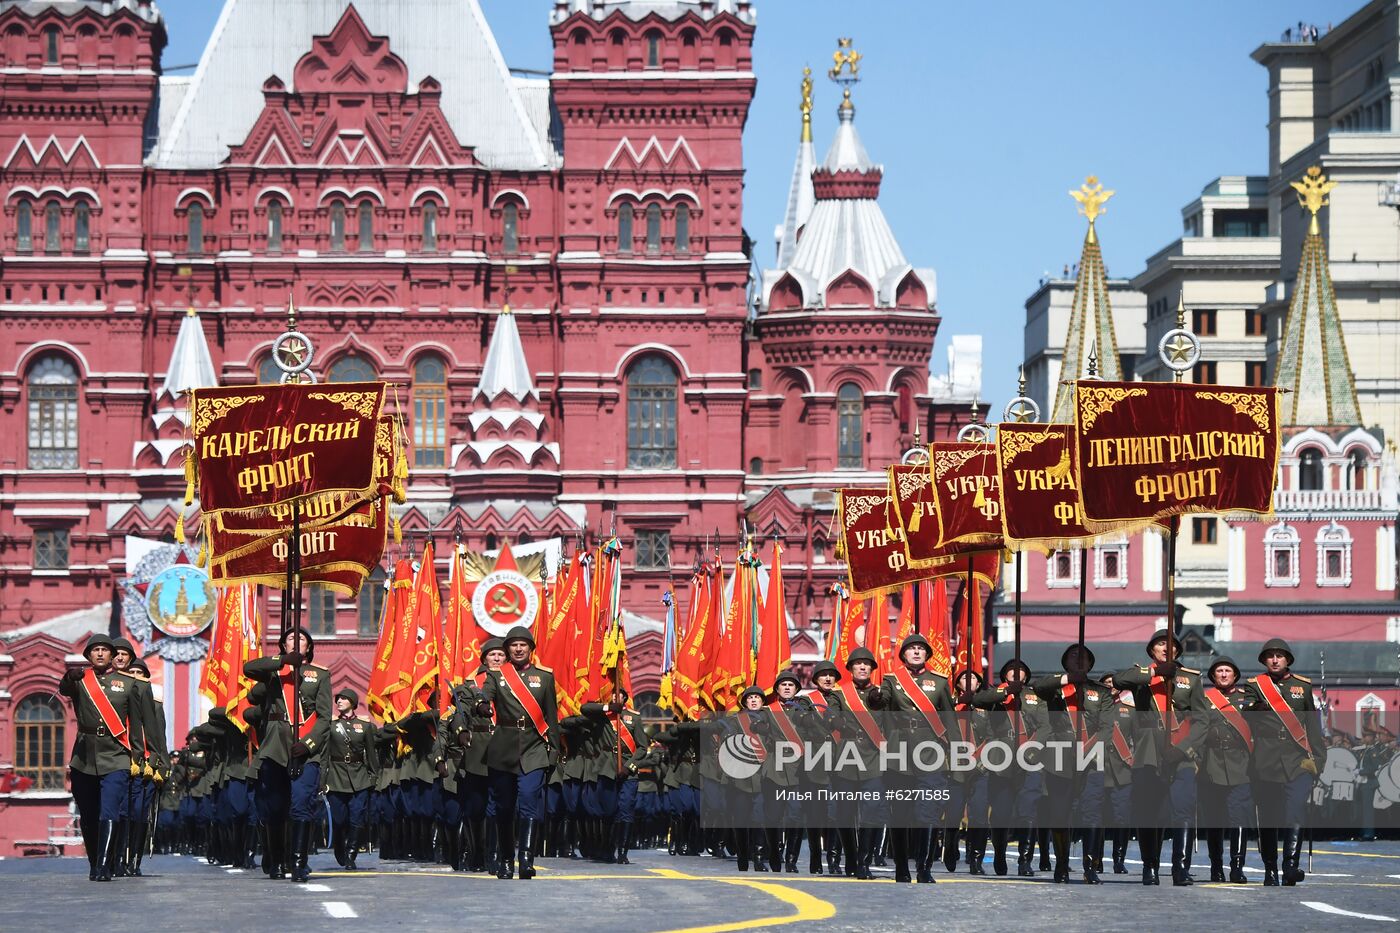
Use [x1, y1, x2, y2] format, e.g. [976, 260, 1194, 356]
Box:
[462, 306, 558, 475]
[1273, 166, 1363, 427]
[148, 306, 216, 445]
[773, 67, 816, 268]
[1050, 177, 1124, 423]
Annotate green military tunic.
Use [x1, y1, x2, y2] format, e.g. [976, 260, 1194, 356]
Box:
[1114, 663, 1208, 771]
[580, 702, 645, 779]
[1200, 682, 1262, 787]
[59, 667, 143, 777]
[1030, 675, 1113, 778]
[242, 656, 333, 767]
[1247, 672, 1326, 783]
[480, 661, 558, 773]
[325, 715, 379, 794]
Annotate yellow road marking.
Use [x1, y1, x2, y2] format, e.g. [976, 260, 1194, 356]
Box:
[1312, 849, 1400, 860]
[646, 868, 836, 933]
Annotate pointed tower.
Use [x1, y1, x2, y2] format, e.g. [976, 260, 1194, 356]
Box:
[149, 307, 217, 451]
[1273, 166, 1362, 427]
[1050, 177, 1123, 423]
[773, 68, 817, 268]
[463, 306, 560, 498]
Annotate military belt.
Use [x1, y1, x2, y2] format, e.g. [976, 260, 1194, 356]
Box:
[79, 725, 110, 736]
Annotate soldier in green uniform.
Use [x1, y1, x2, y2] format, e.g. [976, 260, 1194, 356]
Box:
[155, 749, 182, 854]
[1099, 672, 1137, 874]
[243, 626, 333, 882]
[820, 648, 887, 879]
[372, 720, 402, 861]
[580, 689, 646, 865]
[474, 625, 558, 880]
[386, 702, 441, 862]
[207, 705, 256, 868]
[800, 661, 840, 874]
[1033, 643, 1111, 884]
[1248, 637, 1325, 886]
[655, 716, 702, 858]
[973, 658, 1047, 877]
[326, 688, 378, 870]
[1199, 656, 1260, 883]
[60, 632, 143, 882]
[1116, 629, 1208, 885]
[108, 637, 164, 877]
[945, 669, 991, 876]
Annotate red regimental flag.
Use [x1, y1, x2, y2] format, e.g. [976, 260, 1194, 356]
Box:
[1074, 381, 1279, 526]
[200, 585, 246, 708]
[926, 578, 953, 678]
[367, 557, 415, 720]
[407, 542, 442, 715]
[671, 571, 710, 720]
[835, 596, 864, 672]
[701, 558, 727, 709]
[929, 442, 1003, 550]
[541, 554, 584, 717]
[755, 542, 791, 689]
[868, 592, 890, 685]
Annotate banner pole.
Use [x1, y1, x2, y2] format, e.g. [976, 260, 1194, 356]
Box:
[964, 554, 974, 673]
[1077, 546, 1087, 648]
[1166, 515, 1179, 666]
[1013, 549, 1022, 668]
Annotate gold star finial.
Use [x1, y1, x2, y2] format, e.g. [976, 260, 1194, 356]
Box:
[828, 38, 861, 84]
[1291, 165, 1336, 236]
[800, 67, 814, 142]
[1070, 175, 1114, 236]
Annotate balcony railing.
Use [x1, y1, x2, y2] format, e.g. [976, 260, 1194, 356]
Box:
[1274, 489, 1385, 511]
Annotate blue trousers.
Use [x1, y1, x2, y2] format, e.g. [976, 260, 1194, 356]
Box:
[1199, 781, 1254, 829]
[948, 773, 989, 829]
[400, 778, 434, 819]
[560, 778, 583, 817]
[217, 778, 251, 822]
[1132, 765, 1195, 827]
[71, 769, 129, 822]
[328, 789, 371, 829]
[258, 759, 322, 822]
[584, 775, 620, 819]
[459, 773, 489, 822]
[988, 769, 1042, 829]
[436, 779, 461, 827]
[616, 778, 639, 824]
[489, 767, 548, 821]
[1256, 774, 1312, 827]
[1104, 784, 1132, 830]
[669, 784, 698, 819]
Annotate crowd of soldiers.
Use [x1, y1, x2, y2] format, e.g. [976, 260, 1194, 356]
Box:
[65, 621, 1331, 888]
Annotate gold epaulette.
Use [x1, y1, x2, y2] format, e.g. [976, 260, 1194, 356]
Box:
[1291, 673, 1312, 683]
[1180, 667, 1199, 675]
[1137, 664, 1150, 672]
[534, 664, 553, 674]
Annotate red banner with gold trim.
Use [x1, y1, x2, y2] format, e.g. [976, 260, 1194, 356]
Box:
[840, 487, 1001, 598]
[191, 381, 386, 517]
[929, 442, 1003, 549]
[886, 463, 1004, 587]
[996, 422, 1098, 552]
[1074, 382, 1279, 525]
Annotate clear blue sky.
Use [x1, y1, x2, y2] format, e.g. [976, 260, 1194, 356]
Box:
[155, 0, 1363, 407]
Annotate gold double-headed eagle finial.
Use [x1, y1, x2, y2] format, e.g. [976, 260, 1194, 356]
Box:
[800, 66, 813, 142]
[1070, 175, 1114, 226]
[828, 37, 861, 82]
[1291, 165, 1336, 235]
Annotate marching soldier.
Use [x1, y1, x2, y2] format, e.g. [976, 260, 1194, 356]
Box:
[946, 669, 990, 876]
[580, 688, 646, 865]
[243, 626, 333, 883]
[326, 688, 378, 870]
[1116, 629, 1208, 886]
[109, 637, 165, 877]
[475, 625, 558, 880]
[1199, 656, 1260, 883]
[769, 669, 824, 874]
[875, 633, 957, 884]
[60, 632, 143, 882]
[822, 648, 888, 880]
[801, 660, 843, 874]
[655, 716, 702, 859]
[445, 637, 502, 871]
[972, 657, 1046, 876]
[1099, 672, 1137, 875]
[1032, 643, 1110, 884]
[387, 702, 440, 863]
[207, 705, 256, 869]
[1248, 637, 1325, 886]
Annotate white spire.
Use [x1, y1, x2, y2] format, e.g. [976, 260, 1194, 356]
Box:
[475, 307, 536, 402]
[821, 95, 877, 173]
[159, 308, 218, 400]
[775, 68, 817, 269]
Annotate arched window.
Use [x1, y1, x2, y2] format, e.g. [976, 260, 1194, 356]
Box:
[675, 203, 690, 253]
[16, 198, 31, 251]
[502, 202, 518, 254]
[329, 200, 346, 251]
[257, 355, 282, 385]
[44, 200, 61, 252]
[645, 203, 662, 253]
[1347, 449, 1368, 491]
[836, 382, 863, 468]
[485, 532, 498, 552]
[749, 456, 763, 475]
[27, 354, 79, 469]
[422, 202, 438, 252]
[1298, 448, 1324, 491]
[73, 202, 90, 253]
[328, 354, 376, 384]
[357, 565, 387, 637]
[267, 200, 282, 252]
[186, 202, 203, 256]
[645, 30, 661, 68]
[43, 25, 58, 64]
[626, 355, 679, 468]
[413, 354, 448, 468]
[357, 200, 373, 252]
[618, 205, 634, 253]
[15, 693, 65, 790]
[306, 584, 337, 636]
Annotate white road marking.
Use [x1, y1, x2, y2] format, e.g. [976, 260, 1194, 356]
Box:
[225, 868, 244, 874]
[323, 902, 357, 919]
[301, 883, 333, 892]
[1302, 902, 1397, 922]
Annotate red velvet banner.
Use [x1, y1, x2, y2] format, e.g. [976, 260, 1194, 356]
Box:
[996, 423, 1097, 552]
[841, 486, 1000, 598]
[191, 382, 386, 516]
[1074, 382, 1279, 524]
[886, 462, 1003, 585]
[929, 442, 1003, 549]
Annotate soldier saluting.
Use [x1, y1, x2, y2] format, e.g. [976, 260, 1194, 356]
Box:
[1248, 637, 1325, 887]
[475, 624, 558, 880]
[60, 632, 144, 882]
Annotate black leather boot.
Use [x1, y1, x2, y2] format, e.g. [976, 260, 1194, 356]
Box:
[1170, 826, 1193, 885]
[1140, 828, 1161, 885]
[1206, 827, 1224, 882]
[495, 817, 515, 879]
[288, 821, 311, 883]
[1038, 827, 1051, 871]
[333, 821, 348, 867]
[346, 825, 362, 870]
[483, 818, 498, 874]
[967, 829, 987, 875]
[854, 827, 878, 880]
[912, 828, 936, 884]
[94, 820, 116, 882]
[784, 828, 801, 873]
[735, 828, 751, 872]
[942, 827, 959, 872]
[1082, 829, 1102, 884]
[112, 818, 130, 877]
[990, 828, 1009, 876]
[617, 822, 632, 866]
[1228, 828, 1247, 884]
[129, 822, 147, 877]
[1111, 830, 1128, 874]
[765, 827, 782, 873]
[1282, 826, 1305, 885]
[837, 827, 856, 876]
[807, 828, 824, 874]
[518, 819, 538, 880]
[1015, 829, 1035, 877]
[891, 827, 911, 883]
[1051, 829, 1070, 883]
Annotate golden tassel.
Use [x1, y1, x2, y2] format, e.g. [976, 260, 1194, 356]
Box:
[909, 507, 921, 534]
[183, 447, 195, 506]
[393, 516, 403, 545]
[175, 511, 186, 544]
[973, 482, 987, 509]
[1046, 446, 1072, 481]
[196, 534, 208, 568]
